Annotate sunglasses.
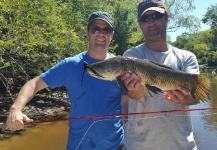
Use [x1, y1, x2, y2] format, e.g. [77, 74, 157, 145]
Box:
[139, 12, 165, 23]
[90, 26, 113, 35]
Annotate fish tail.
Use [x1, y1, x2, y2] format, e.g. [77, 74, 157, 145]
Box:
[192, 74, 210, 102]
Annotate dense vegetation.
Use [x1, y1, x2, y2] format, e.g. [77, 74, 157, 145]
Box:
[1, 0, 217, 99]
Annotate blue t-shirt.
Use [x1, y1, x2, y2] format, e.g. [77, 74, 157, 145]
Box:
[40, 52, 124, 150]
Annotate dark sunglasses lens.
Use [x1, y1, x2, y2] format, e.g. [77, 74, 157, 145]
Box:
[153, 12, 164, 19]
[91, 26, 100, 34]
[140, 15, 149, 22]
[91, 26, 113, 34]
[103, 27, 113, 34]
[140, 12, 165, 22]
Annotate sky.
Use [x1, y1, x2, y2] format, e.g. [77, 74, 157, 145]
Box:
[168, 0, 217, 41]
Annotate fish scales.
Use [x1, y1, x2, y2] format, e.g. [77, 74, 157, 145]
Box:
[84, 56, 210, 102]
[122, 58, 195, 90]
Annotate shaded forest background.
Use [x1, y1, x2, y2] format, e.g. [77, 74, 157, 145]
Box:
[1, 0, 217, 100]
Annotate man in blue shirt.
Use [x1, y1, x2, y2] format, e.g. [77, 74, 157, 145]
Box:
[6, 11, 127, 150]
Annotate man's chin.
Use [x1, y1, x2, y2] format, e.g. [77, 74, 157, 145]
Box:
[95, 44, 106, 48]
[146, 34, 162, 41]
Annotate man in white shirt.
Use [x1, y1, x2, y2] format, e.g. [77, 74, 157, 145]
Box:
[121, 0, 199, 149]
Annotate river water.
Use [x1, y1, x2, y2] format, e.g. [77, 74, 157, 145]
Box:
[190, 77, 217, 149]
[0, 121, 69, 150]
[0, 77, 217, 150]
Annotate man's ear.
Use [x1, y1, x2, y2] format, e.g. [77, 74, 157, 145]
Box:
[111, 31, 115, 38]
[165, 14, 170, 22]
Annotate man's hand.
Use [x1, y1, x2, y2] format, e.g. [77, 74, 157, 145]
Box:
[163, 85, 199, 105]
[120, 72, 141, 90]
[6, 76, 47, 131]
[6, 109, 33, 131]
[120, 72, 145, 100]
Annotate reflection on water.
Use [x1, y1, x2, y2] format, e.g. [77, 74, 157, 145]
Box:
[1, 77, 217, 150]
[0, 121, 68, 150]
[190, 76, 217, 149]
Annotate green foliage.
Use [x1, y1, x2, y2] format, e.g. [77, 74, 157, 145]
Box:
[190, 30, 215, 65]
[202, 4, 217, 50]
[166, 0, 200, 33]
[172, 29, 216, 65]
[112, 1, 139, 55]
[0, 0, 79, 93]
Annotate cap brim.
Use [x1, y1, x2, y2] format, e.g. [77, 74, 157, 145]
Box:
[141, 7, 165, 18]
[88, 18, 113, 28]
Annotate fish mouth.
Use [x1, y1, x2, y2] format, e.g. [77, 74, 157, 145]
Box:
[83, 61, 105, 79]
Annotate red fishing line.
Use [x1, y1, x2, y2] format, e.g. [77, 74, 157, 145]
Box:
[31, 107, 217, 124]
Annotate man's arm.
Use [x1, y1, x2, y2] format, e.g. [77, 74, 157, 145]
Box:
[7, 76, 48, 131]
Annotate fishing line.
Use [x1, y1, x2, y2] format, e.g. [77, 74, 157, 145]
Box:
[30, 106, 217, 124]
[76, 119, 97, 150]
[75, 118, 121, 150]
[190, 112, 217, 117]
[126, 112, 217, 121]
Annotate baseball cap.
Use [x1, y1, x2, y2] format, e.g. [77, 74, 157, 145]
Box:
[138, 0, 167, 20]
[88, 11, 114, 28]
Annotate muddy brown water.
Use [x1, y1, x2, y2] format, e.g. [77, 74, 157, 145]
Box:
[0, 77, 217, 150]
[0, 121, 68, 150]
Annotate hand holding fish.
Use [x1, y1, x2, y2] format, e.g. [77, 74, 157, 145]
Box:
[120, 72, 141, 90]
[163, 85, 198, 105]
[120, 72, 145, 100]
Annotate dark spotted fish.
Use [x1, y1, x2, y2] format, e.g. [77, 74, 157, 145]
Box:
[84, 56, 210, 102]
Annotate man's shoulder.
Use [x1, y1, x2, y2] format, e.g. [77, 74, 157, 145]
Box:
[129, 43, 145, 51]
[64, 52, 86, 63]
[124, 43, 145, 57]
[171, 45, 196, 57]
[172, 46, 194, 55]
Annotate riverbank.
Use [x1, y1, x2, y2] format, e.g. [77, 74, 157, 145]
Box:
[0, 90, 71, 140]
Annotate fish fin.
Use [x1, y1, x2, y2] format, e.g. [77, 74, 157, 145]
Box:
[116, 76, 128, 93]
[143, 86, 154, 97]
[192, 74, 210, 102]
[145, 84, 162, 95]
[146, 60, 174, 70]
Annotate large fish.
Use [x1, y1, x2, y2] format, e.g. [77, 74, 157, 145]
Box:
[84, 56, 210, 102]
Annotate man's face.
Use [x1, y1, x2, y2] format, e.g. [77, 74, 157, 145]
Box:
[87, 20, 114, 51]
[138, 10, 168, 42]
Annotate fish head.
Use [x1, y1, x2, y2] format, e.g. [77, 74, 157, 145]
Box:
[84, 57, 124, 81]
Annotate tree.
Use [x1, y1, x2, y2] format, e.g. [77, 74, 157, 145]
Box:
[111, 1, 139, 55]
[0, 0, 201, 97]
[202, 4, 217, 50]
[172, 30, 214, 65]
[0, 0, 80, 95]
[166, 0, 201, 33]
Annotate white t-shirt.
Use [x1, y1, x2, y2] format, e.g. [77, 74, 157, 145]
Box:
[123, 43, 199, 150]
